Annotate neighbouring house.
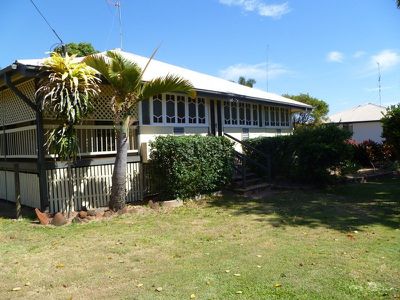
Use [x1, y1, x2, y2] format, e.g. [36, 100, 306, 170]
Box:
[0, 50, 311, 212]
[328, 103, 387, 143]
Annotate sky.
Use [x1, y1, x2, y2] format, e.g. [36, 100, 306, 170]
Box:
[1, 0, 399, 114]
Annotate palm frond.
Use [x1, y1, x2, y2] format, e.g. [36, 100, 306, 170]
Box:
[140, 74, 196, 100]
[141, 46, 160, 77]
[84, 54, 112, 82]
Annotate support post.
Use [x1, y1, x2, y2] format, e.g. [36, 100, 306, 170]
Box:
[14, 163, 21, 219]
[35, 87, 49, 211]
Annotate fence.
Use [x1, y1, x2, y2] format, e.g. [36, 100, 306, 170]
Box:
[47, 161, 143, 213]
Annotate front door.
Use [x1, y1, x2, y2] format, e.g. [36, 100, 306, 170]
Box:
[209, 100, 222, 136]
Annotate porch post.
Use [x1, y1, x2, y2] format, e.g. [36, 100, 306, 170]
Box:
[34, 80, 49, 211]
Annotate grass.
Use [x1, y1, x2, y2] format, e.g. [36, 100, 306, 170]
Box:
[0, 177, 399, 299]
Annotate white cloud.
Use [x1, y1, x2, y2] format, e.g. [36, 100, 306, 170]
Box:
[219, 62, 290, 83]
[219, 0, 290, 18]
[365, 86, 393, 92]
[327, 51, 344, 63]
[371, 49, 400, 71]
[353, 51, 366, 58]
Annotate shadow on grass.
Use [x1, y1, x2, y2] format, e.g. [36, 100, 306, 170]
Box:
[0, 200, 36, 220]
[211, 177, 400, 232]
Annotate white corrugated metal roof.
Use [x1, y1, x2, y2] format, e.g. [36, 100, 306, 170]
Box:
[328, 103, 387, 123]
[16, 49, 311, 109]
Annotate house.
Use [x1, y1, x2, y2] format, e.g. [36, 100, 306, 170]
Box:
[328, 103, 387, 143]
[0, 50, 311, 212]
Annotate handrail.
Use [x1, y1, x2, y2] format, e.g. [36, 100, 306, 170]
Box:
[224, 132, 270, 162]
[224, 133, 271, 181]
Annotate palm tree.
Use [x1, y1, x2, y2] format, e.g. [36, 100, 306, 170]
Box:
[36, 52, 100, 215]
[397, 0, 400, 8]
[85, 50, 196, 211]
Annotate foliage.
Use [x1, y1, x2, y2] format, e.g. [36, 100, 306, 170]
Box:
[238, 76, 256, 87]
[381, 104, 400, 159]
[349, 139, 395, 167]
[36, 52, 100, 160]
[150, 135, 234, 199]
[282, 93, 329, 128]
[85, 50, 196, 122]
[246, 124, 353, 184]
[84, 50, 196, 210]
[54, 42, 98, 57]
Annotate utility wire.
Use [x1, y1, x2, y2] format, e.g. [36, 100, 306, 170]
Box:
[30, 0, 64, 45]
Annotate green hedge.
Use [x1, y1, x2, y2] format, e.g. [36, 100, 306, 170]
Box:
[246, 124, 353, 184]
[149, 135, 235, 199]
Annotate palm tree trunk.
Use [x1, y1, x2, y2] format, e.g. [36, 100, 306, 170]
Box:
[109, 117, 130, 211]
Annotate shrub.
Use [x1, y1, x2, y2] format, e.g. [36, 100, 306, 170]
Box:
[245, 135, 293, 180]
[351, 140, 395, 167]
[246, 124, 353, 184]
[150, 135, 234, 199]
[381, 104, 400, 159]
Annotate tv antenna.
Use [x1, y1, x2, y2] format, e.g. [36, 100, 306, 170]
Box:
[377, 61, 382, 106]
[266, 44, 269, 92]
[108, 0, 123, 49]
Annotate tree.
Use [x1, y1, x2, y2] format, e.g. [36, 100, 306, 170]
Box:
[36, 52, 100, 215]
[55, 42, 99, 57]
[85, 50, 196, 211]
[238, 76, 256, 88]
[282, 93, 329, 128]
[381, 104, 400, 159]
[397, 0, 400, 8]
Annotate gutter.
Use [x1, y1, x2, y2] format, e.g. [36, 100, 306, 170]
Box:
[195, 88, 312, 110]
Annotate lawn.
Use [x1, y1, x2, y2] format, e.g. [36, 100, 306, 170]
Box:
[0, 177, 399, 299]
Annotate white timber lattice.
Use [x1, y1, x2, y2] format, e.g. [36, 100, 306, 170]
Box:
[42, 84, 138, 121]
[0, 80, 36, 126]
[88, 85, 115, 120]
[47, 162, 142, 213]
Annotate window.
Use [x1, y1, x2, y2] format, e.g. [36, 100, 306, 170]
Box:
[280, 108, 285, 126]
[177, 96, 186, 124]
[239, 103, 245, 125]
[166, 94, 176, 123]
[198, 98, 206, 124]
[270, 107, 276, 126]
[245, 103, 251, 125]
[231, 102, 238, 125]
[188, 97, 197, 124]
[152, 94, 163, 123]
[141, 99, 150, 125]
[252, 104, 258, 126]
[224, 101, 231, 125]
[342, 124, 353, 134]
[264, 106, 270, 126]
[284, 108, 290, 126]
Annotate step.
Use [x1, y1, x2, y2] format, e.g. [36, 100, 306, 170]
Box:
[233, 177, 263, 187]
[233, 172, 258, 181]
[234, 182, 272, 194]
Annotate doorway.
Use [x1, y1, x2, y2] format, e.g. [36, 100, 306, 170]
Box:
[209, 100, 222, 136]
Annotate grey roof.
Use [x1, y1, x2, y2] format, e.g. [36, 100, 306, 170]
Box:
[328, 103, 387, 123]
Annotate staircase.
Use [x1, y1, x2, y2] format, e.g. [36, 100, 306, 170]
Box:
[224, 133, 272, 195]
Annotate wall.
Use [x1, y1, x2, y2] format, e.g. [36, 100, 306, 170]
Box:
[0, 170, 41, 208]
[352, 122, 383, 143]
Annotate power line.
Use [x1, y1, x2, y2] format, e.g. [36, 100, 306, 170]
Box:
[30, 0, 64, 47]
